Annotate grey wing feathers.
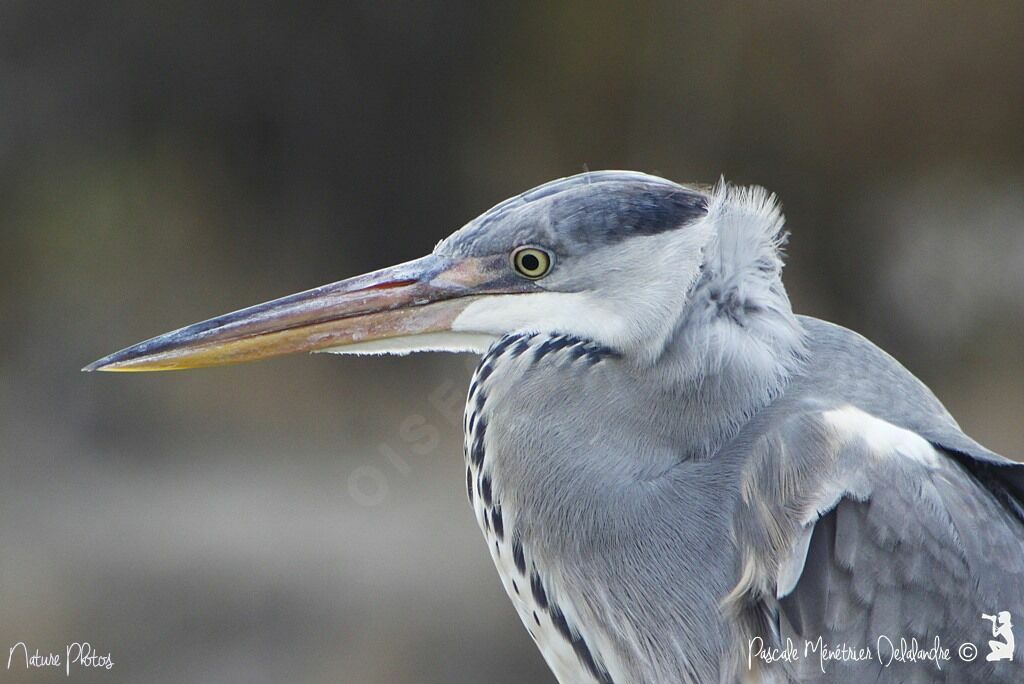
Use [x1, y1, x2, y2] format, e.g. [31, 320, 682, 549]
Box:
[729, 406, 1024, 683]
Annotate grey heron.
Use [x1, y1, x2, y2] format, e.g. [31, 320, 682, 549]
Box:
[86, 171, 1024, 682]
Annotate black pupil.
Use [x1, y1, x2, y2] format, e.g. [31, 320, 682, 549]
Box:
[520, 253, 541, 272]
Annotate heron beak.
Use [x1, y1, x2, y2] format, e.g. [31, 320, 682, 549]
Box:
[83, 254, 503, 372]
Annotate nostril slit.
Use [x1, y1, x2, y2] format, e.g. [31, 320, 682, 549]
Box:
[350, 279, 418, 293]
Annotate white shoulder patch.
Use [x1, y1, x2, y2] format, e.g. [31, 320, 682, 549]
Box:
[822, 406, 939, 467]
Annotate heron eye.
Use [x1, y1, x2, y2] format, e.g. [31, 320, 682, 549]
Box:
[511, 247, 553, 279]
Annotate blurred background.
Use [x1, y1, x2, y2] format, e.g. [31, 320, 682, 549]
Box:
[1, 2, 1023, 682]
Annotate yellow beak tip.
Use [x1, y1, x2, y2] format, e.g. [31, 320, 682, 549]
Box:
[82, 363, 130, 373]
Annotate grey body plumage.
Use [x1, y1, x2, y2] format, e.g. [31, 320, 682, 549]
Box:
[88, 171, 1024, 682]
[468, 314, 1024, 682]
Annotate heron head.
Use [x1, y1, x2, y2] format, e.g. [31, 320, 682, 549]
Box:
[86, 171, 787, 371]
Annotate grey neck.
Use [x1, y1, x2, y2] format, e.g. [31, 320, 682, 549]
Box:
[624, 273, 807, 462]
[470, 312, 806, 681]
